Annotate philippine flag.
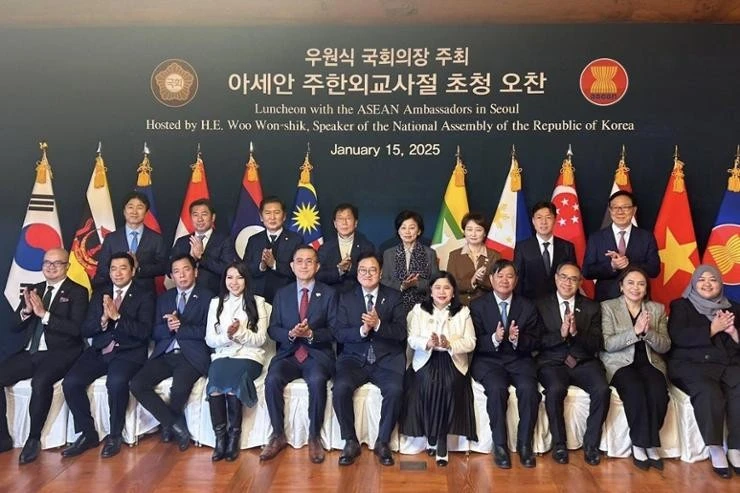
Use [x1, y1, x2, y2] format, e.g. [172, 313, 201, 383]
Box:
[232, 147, 264, 259]
[486, 150, 532, 259]
[4, 144, 64, 310]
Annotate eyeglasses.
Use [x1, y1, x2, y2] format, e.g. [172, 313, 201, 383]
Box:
[556, 273, 580, 284]
[609, 205, 634, 213]
[294, 259, 317, 266]
[42, 260, 68, 268]
[358, 267, 379, 275]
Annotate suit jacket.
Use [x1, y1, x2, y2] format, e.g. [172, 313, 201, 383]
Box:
[317, 231, 375, 294]
[334, 285, 406, 374]
[583, 227, 660, 301]
[536, 293, 602, 367]
[469, 293, 540, 380]
[94, 227, 168, 296]
[244, 229, 302, 303]
[82, 285, 155, 364]
[380, 244, 439, 297]
[13, 278, 88, 354]
[171, 229, 237, 294]
[407, 303, 476, 374]
[667, 298, 739, 386]
[447, 246, 500, 305]
[267, 281, 338, 373]
[599, 297, 671, 382]
[150, 285, 214, 376]
[514, 236, 576, 300]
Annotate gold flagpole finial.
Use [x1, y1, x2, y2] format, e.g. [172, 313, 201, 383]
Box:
[615, 145, 630, 186]
[35, 141, 51, 184]
[671, 145, 685, 193]
[196, 143, 201, 160]
[246, 141, 260, 182]
[673, 145, 680, 162]
[561, 145, 575, 186]
[137, 142, 153, 187]
[299, 143, 313, 184]
[509, 145, 522, 192]
[93, 141, 107, 189]
[511, 144, 517, 159]
[620, 144, 626, 162]
[727, 145, 740, 192]
[191, 144, 203, 183]
[97, 141, 102, 155]
[453, 145, 466, 186]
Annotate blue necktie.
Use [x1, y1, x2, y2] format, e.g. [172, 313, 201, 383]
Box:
[499, 301, 508, 328]
[129, 231, 139, 253]
[177, 291, 187, 314]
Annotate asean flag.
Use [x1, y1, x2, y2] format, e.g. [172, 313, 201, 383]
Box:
[232, 149, 264, 259]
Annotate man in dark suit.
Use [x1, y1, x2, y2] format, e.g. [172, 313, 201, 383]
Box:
[62, 252, 154, 459]
[94, 191, 168, 297]
[536, 262, 610, 466]
[583, 190, 659, 301]
[244, 195, 302, 303]
[260, 245, 338, 464]
[332, 252, 406, 467]
[129, 254, 213, 452]
[170, 198, 237, 294]
[317, 203, 376, 294]
[470, 259, 541, 469]
[0, 248, 88, 464]
[514, 201, 576, 300]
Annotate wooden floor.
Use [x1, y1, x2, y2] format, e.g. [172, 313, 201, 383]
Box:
[0, 436, 736, 493]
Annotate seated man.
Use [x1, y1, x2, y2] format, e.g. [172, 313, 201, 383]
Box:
[170, 198, 237, 295]
[62, 252, 155, 459]
[470, 259, 541, 469]
[0, 248, 88, 464]
[260, 245, 338, 464]
[535, 262, 610, 466]
[332, 253, 406, 466]
[130, 254, 213, 451]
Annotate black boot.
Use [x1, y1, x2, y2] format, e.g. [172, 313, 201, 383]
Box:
[209, 395, 227, 462]
[225, 394, 243, 461]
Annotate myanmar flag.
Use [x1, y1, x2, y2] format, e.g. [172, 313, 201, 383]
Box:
[432, 151, 469, 270]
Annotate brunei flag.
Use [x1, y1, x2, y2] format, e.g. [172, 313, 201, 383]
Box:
[650, 152, 699, 309]
[703, 150, 740, 302]
[486, 146, 531, 260]
[288, 150, 323, 249]
[4, 143, 64, 310]
[600, 145, 637, 228]
[232, 143, 264, 259]
[134, 143, 166, 294]
[432, 147, 469, 270]
[67, 143, 116, 295]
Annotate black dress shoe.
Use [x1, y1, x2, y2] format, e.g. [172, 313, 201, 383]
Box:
[101, 435, 123, 458]
[732, 464, 740, 475]
[436, 458, 448, 467]
[426, 447, 436, 457]
[0, 436, 14, 453]
[633, 457, 650, 471]
[62, 433, 100, 457]
[713, 466, 731, 479]
[19, 438, 40, 465]
[374, 442, 394, 466]
[161, 426, 172, 443]
[518, 444, 536, 468]
[648, 457, 664, 471]
[338, 439, 361, 466]
[493, 445, 511, 469]
[552, 444, 569, 464]
[171, 419, 191, 452]
[584, 446, 601, 466]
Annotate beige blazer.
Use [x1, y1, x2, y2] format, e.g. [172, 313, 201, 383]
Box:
[599, 296, 671, 382]
[407, 303, 476, 375]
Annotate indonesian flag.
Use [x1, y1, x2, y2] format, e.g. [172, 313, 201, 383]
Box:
[650, 157, 699, 309]
[4, 143, 64, 310]
[67, 144, 116, 295]
[551, 148, 594, 297]
[232, 145, 264, 259]
[601, 146, 637, 228]
[432, 149, 469, 270]
[134, 144, 166, 294]
[486, 149, 531, 259]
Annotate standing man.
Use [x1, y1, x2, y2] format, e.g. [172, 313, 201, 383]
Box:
[514, 201, 576, 300]
[317, 203, 375, 294]
[536, 262, 610, 466]
[470, 259, 541, 469]
[0, 248, 88, 464]
[244, 196, 302, 303]
[332, 253, 406, 467]
[94, 191, 168, 297]
[171, 198, 237, 294]
[583, 191, 659, 301]
[62, 252, 154, 459]
[129, 254, 213, 451]
[260, 246, 338, 464]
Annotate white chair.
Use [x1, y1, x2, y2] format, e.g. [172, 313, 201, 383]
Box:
[330, 382, 401, 452]
[5, 379, 68, 449]
[669, 385, 716, 463]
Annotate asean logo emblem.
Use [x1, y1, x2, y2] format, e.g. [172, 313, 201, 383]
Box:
[579, 58, 629, 106]
[151, 59, 198, 108]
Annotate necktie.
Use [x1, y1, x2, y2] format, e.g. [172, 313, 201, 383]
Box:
[366, 294, 376, 365]
[114, 289, 123, 309]
[295, 288, 310, 363]
[196, 233, 206, 243]
[269, 234, 277, 245]
[617, 231, 627, 256]
[129, 231, 139, 253]
[563, 300, 571, 317]
[178, 291, 187, 314]
[499, 301, 508, 329]
[542, 241, 551, 275]
[563, 300, 578, 368]
[30, 286, 54, 353]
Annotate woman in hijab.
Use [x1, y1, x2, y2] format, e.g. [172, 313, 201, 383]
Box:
[668, 264, 739, 479]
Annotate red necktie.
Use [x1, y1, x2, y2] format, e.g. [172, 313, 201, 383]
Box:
[617, 231, 627, 256]
[295, 288, 310, 363]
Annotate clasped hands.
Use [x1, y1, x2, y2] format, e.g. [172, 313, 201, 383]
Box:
[711, 310, 738, 342]
[400, 273, 420, 291]
[494, 320, 519, 344]
[560, 311, 577, 338]
[426, 332, 450, 351]
[605, 250, 629, 271]
[289, 319, 313, 340]
[100, 294, 121, 329]
[260, 248, 276, 270]
[633, 310, 651, 336]
[361, 308, 379, 335]
[21, 288, 46, 318]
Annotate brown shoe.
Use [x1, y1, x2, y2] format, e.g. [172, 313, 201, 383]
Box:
[259, 434, 287, 461]
[308, 437, 325, 464]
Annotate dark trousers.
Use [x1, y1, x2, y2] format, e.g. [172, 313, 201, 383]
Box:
[538, 360, 611, 448]
[62, 348, 142, 438]
[476, 362, 541, 448]
[671, 363, 740, 449]
[264, 356, 331, 438]
[129, 352, 202, 428]
[332, 358, 404, 444]
[611, 363, 668, 448]
[0, 349, 80, 440]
